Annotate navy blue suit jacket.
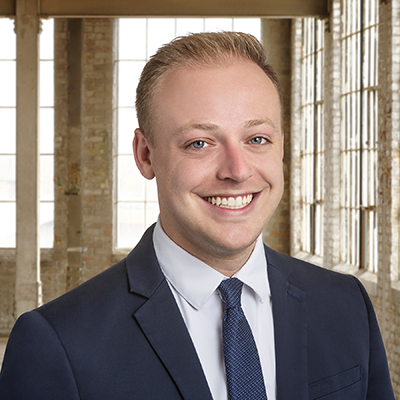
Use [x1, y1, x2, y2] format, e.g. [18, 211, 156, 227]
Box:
[0, 225, 394, 399]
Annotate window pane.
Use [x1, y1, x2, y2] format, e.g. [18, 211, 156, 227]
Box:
[40, 155, 54, 201]
[0, 19, 54, 248]
[40, 19, 54, 248]
[118, 155, 145, 201]
[40, 108, 54, 154]
[299, 18, 324, 256]
[145, 201, 159, 229]
[117, 202, 145, 248]
[147, 19, 176, 57]
[40, 201, 54, 248]
[146, 178, 158, 202]
[0, 108, 16, 153]
[116, 17, 261, 249]
[0, 156, 15, 201]
[119, 18, 147, 60]
[40, 60, 54, 107]
[118, 60, 146, 107]
[0, 202, 16, 247]
[233, 19, 261, 39]
[340, 0, 378, 270]
[0, 19, 16, 59]
[0, 61, 16, 106]
[118, 107, 137, 154]
[205, 18, 233, 32]
[176, 18, 204, 36]
[40, 19, 54, 60]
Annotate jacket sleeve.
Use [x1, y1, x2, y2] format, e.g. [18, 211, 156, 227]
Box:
[0, 310, 80, 400]
[353, 278, 395, 400]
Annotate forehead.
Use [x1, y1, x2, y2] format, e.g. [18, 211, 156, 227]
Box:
[158, 58, 274, 92]
[153, 59, 281, 117]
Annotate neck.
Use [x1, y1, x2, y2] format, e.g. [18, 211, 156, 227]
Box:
[158, 220, 258, 277]
[184, 241, 256, 277]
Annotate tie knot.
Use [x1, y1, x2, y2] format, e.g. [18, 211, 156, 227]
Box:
[218, 278, 244, 308]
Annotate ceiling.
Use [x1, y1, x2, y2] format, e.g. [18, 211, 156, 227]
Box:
[1, 0, 329, 18]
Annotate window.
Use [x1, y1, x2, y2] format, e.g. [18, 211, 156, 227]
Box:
[300, 18, 325, 256]
[0, 19, 16, 247]
[115, 18, 261, 249]
[39, 19, 55, 248]
[0, 18, 54, 248]
[341, 0, 378, 271]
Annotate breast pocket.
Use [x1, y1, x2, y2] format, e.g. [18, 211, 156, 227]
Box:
[309, 365, 362, 399]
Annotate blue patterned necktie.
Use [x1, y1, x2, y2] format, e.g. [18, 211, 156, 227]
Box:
[218, 278, 268, 400]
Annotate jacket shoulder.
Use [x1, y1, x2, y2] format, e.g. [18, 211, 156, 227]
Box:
[264, 245, 359, 292]
[38, 258, 130, 321]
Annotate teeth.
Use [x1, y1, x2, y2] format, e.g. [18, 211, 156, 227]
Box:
[205, 194, 254, 209]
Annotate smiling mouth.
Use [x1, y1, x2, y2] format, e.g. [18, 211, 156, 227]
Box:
[204, 194, 254, 209]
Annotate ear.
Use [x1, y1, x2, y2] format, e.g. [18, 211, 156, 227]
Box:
[281, 131, 285, 159]
[133, 128, 155, 179]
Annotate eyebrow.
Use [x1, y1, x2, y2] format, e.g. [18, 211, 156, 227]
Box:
[244, 118, 278, 131]
[176, 123, 220, 136]
[175, 118, 278, 136]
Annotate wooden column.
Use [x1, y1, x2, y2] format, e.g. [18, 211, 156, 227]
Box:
[15, 0, 41, 316]
[261, 19, 292, 255]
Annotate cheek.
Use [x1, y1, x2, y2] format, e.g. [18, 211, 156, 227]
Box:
[179, 163, 203, 185]
[258, 158, 284, 186]
[169, 157, 211, 188]
[155, 164, 195, 202]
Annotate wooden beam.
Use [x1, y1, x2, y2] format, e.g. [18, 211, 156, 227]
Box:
[39, 0, 328, 18]
[2, 0, 329, 18]
[0, 0, 15, 16]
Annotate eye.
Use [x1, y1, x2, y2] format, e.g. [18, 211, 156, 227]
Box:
[250, 137, 266, 145]
[191, 140, 207, 149]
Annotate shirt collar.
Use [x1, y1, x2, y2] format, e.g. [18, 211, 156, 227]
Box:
[153, 220, 270, 310]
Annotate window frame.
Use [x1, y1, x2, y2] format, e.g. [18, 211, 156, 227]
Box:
[113, 17, 262, 250]
[340, 0, 378, 272]
[300, 17, 325, 257]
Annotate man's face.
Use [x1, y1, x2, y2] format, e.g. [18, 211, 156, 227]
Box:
[134, 58, 284, 270]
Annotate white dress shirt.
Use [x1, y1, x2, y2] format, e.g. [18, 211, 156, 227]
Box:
[153, 221, 276, 400]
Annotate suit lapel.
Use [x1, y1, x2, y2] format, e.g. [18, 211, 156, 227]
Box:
[266, 247, 308, 400]
[126, 226, 213, 400]
[126, 228, 308, 400]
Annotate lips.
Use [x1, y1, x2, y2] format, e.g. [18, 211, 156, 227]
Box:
[204, 194, 254, 209]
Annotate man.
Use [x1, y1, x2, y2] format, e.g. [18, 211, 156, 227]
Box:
[0, 32, 394, 399]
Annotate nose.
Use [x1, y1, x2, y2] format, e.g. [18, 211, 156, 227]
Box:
[216, 143, 253, 183]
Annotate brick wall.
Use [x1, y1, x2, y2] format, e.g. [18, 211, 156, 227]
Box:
[80, 19, 115, 282]
[291, 1, 400, 396]
[322, 0, 342, 270]
[43, 18, 69, 303]
[377, 0, 400, 395]
[0, 250, 15, 335]
[40, 18, 116, 305]
[261, 19, 292, 255]
[290, 19, 302, 256]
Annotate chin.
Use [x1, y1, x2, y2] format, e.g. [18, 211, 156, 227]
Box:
[208, 234, 259, 256]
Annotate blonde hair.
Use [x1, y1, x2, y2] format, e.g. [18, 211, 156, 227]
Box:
[136, 31, 282, 143]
